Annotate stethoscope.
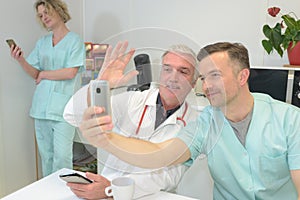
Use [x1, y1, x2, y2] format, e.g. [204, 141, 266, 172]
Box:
[135, 102, 188, 135]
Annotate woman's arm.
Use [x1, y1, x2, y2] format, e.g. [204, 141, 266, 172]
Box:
[10, 45, 40, 79]
[36, 67, 79, 84]
[18, 58, 40, 79]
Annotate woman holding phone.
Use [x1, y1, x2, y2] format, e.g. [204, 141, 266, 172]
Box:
[9, 0, 85, 176]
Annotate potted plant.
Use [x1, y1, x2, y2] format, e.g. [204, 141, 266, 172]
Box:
[262, 7, 300, 65]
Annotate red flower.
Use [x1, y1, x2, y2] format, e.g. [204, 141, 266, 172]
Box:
[263, 6, 300, 58]
[268, 7, 281, 17]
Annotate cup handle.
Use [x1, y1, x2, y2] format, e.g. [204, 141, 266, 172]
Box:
[104, 186, 113, 197]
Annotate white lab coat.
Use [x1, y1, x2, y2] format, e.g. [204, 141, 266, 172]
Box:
[63, 84, 199, 199]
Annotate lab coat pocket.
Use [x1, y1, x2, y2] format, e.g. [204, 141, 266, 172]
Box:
[48, 91, 72, 118]
[259, 154, 289, 188]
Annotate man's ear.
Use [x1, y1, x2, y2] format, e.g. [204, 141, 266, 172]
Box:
[239, 68, 250, 86]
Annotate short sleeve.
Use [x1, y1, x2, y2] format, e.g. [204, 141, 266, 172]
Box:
[65, 33, 85, 72]
[286, 106, 300, 170]
[26, 38, 42, 70]
[176, 116, 205, 166]
[176, 106, 225, 166]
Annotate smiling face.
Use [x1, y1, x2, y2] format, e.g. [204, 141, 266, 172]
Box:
[158, 52, 196, 109]
[199, 52, 242, 109]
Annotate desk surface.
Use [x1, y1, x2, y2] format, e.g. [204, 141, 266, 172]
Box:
[1, 168, 197, 200]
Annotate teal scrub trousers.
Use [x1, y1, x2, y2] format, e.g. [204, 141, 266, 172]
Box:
[35, 119, 75, 177]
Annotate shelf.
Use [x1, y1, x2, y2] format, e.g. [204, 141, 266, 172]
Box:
[251, 65, 300, 71]
[283, 64, 300, 68]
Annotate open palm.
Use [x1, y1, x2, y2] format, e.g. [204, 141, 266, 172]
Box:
[97, 41, 138, 89]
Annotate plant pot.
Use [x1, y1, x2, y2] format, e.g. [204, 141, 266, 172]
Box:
[287, 41, 300, 65]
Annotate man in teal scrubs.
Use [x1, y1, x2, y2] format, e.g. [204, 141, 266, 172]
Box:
[79, 42, 300, 199]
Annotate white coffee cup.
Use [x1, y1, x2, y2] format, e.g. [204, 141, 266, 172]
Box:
[105, 177, 135, 200]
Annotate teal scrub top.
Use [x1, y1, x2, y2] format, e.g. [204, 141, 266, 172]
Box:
[177, 93, 300, 199]
[26, 32, 85, 121]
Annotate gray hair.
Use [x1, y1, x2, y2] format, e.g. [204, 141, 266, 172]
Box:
[162, 44, 199, 82]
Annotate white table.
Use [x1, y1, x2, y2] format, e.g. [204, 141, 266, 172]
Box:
[1, 168, 197, 200]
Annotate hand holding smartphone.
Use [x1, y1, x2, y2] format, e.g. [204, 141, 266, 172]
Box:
[90, 80, 112, 117]
[6, 39, 22, 56]
[6, 39, 17, 48]
[59, 173, 93, 184]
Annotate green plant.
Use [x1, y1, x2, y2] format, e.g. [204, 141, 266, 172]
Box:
[262, 7, 300, 57]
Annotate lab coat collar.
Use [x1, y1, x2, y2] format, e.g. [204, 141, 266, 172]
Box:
[144, 88, 159, 106]
[144, 88, 188, 126]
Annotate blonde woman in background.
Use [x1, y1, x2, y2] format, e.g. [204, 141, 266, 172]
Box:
[9, 0, 85, 176]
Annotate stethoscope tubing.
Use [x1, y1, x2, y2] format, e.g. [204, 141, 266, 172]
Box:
[135, 102, 188, 135]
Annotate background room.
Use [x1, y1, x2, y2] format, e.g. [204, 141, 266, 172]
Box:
[1, 0, 299, 198]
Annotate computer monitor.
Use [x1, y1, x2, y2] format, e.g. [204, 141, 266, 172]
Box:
[292, 71, 300, 107]
[248, 69, 288, 102]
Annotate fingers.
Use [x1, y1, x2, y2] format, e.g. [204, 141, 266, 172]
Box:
[10, 45, 22, 58]
[98, 41, 130, 79]
[118, 70, 139, 86]
[105, 45, 113, 61]
[10, 44, 15, 53]
[110, 41, 125, 61]
[108, 41, 130, 63]
[95, 40, 136, 87]
[80, 115, 112, 134]
[67, 182, 91, 199]
[121, 48, 135, 67]
[100, 45, 112, 71]
[85, 172, 100, 181]
[67, 182, 89, 191]
[67, 174, 109, 200]
[85, 172, 108, 183]
[118, 41, 129, 56]
[82, 106, 104, 121]
[79, 106, 113, 140]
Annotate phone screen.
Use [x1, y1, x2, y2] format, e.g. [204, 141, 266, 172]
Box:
[6, 39, 16, 48]
[59, 173, 92, 184]
[6, 39, 22, 56]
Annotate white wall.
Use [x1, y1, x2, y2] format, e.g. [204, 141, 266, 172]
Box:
[1, 0, 300, 198]
[84, 0, 300, 67]
[83, 0, 300, 199]
[0, 0, 83, 197]
[0, 0, 42, 197]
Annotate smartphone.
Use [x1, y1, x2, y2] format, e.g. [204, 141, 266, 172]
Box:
[6, 39, 21, 55]
[6, 39, 17, 48]
[59, 173, 93, 184]
[90, 80, 111, 117]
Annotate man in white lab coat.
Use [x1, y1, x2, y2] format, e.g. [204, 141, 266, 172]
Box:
[63, 41, 211, 199]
